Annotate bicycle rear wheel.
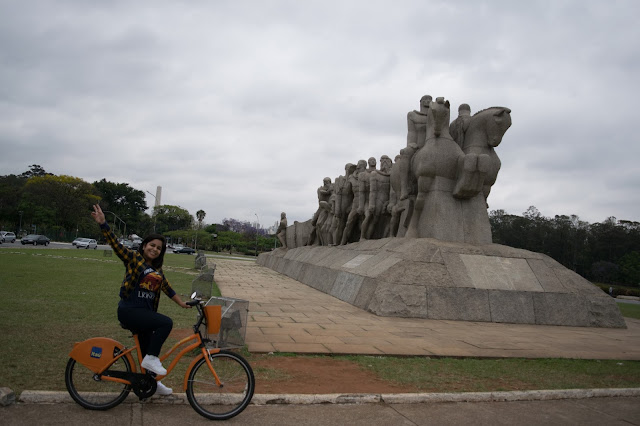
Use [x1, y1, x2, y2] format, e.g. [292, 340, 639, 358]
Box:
[186, 350, 255, 420]
[65, 356, 132, 410]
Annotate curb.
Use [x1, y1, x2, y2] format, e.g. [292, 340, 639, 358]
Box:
[16, 388, 640, 406]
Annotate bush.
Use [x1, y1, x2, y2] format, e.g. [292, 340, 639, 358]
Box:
[596, 283, 640, 298]
[591, 261, 620, 284]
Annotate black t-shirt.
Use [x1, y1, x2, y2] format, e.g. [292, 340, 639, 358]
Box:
[118, 266, 164, 310]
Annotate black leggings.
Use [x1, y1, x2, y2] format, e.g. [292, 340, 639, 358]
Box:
[118, 307, 173, 357]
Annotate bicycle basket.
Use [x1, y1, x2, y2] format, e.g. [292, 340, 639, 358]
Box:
[201, 296, 249, 349]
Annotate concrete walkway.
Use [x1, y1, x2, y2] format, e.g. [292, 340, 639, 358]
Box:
[4, 396, 640, 425]
[212, 258, 640, 360]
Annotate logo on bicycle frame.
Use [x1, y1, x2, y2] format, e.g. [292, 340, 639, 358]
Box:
[90, 346, 102, 359]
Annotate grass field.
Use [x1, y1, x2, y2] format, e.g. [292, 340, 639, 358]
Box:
[618, 302, 640, 319]
[0, 248, 208, 394]
[1, 248, 639, 395]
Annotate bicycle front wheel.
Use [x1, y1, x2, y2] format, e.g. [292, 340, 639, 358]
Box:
[65, 356, 131, 410]
[186, 350, 255, 420]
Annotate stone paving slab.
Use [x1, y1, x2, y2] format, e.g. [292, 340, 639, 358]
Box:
[211, 259, 640, 360]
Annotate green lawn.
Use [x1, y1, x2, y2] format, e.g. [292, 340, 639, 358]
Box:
[0, 248, 210, 393]
[618, 302, 640, 319]
[1, 248, 638, 395]
[339, 356, 640, 392]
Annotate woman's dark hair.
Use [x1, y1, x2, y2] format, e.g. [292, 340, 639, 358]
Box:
[138, 233, 167, 269]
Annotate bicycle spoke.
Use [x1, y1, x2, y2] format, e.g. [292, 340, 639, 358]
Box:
[186, 351, 255, 420]
[65, 357, 132, 410]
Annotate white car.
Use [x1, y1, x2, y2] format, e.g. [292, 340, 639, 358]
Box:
[73, 238, 98, 249]
[1, 231, 16, 243]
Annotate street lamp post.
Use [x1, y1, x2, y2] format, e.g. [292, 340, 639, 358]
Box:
[103, 211, 126, 239]
[18, 211, 23, 236]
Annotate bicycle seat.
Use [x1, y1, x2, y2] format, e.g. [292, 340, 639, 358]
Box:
[119, 322, 140, 334]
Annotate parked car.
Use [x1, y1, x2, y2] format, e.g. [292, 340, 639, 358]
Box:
[173, 246, 196, 254]
[131, 238, 142, 250]
[72, 238, 98, 249]
[21, 234, 50, 246]
[1, 231, 17, 243]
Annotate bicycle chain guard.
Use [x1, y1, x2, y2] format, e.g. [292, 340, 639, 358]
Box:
[103, 370, 157, 400]
[132, 374, 157, 399]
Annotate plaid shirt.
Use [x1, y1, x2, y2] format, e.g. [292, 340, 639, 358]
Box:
[100, 222, 176, 312]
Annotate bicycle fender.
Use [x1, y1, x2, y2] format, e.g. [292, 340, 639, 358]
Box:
[69, 337, 134, 374]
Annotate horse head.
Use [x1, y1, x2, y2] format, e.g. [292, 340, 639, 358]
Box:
[427, 97, 453, 140]
[465, 107, 512, 149]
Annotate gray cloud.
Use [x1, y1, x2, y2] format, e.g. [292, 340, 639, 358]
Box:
[1, 0, 639, 229]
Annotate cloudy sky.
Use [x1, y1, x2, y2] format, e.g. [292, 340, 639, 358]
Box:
[1, 0, 639, 230]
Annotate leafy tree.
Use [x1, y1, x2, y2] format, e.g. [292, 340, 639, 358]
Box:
[588, 218, 630, 264]
[222, 218, 254, 234]
[193, 210, 206, 249]
[0, 174, 27, 231]
[215, 230, 249, 253]
[591, 261, 620, 284]
[153, 205, 193, 233]
[196, 210, 206, 224]
[0, 165, 52, 231]
[19, 164, 51, 179]
[92, 179, 148, 234]
[618, 251, 640, 287]
[20, 175, 100, 237]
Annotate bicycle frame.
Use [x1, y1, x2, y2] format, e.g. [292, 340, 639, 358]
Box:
[69, 327, 223, 391]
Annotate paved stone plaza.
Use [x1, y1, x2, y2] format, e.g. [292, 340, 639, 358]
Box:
[211, 258, 640, 360]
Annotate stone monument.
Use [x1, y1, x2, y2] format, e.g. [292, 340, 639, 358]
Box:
[260, 94, 625, 328]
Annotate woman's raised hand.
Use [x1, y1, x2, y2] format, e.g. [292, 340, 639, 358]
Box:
[91, 204, 106, 225]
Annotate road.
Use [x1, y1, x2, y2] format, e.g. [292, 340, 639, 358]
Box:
[0, 239, 195, 255]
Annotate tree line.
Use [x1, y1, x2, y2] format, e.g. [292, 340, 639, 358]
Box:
[2, 166, 639, 284]
[0, 165, 194, 241]
[0, 165, 278, 254]
[490, 206, 640, 287]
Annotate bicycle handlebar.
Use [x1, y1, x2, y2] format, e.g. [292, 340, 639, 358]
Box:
[186, 299, 201, 307]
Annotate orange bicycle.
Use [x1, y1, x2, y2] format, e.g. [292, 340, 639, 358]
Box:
[64, 294, 254, 420]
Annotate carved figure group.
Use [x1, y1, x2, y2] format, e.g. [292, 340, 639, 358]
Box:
[301, 94, 511, 247]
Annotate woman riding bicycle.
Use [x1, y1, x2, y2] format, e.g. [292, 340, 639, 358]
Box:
[91, 204, 190, 395]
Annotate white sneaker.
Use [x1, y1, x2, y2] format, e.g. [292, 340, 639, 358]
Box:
[156, 381, 173, 396]
[141, 355, 167, 376]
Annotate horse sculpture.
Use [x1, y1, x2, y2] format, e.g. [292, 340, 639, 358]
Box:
[405, 97, 468, 241]
[403, 99, 512, 244]
[452, 106, 512, 204]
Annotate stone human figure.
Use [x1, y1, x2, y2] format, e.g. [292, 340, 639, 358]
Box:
[358, 157, 377, 219]
[449, 103, 472, 149]
[321, 182, 336, 245]
[361, 155, 392, 239]
[308, 177, 333, 245]
[332, 163, 357, 245]
[276, 212, 287, 248]
[388, 154, 403, 237]
[395, 95, 431, 201]
[340, 160, 367, 245]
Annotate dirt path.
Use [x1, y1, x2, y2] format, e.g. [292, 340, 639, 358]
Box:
[249, 355, 417, 394]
